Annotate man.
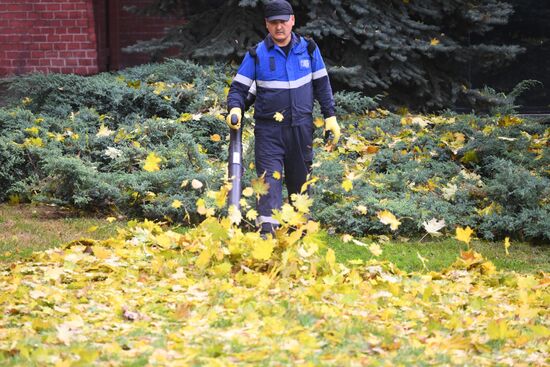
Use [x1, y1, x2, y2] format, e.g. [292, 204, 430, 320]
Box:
[226, 0, 340, 236]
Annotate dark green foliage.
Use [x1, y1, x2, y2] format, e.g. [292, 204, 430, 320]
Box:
[311, 112, 549, 242]
[1, 61, 548, 242]
[126, 0, 522, 110]
[1, 60, 227, 221]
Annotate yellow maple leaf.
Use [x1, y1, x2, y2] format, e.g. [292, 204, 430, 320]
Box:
[171, 200, 182, 209]
[92, 246, 110, 259]
[143, 152, 162, 172]
[228, 205, 242, 225]
[195, 249, 211, 269]
[356, 205, 368, 215]
[290, 193, 312, 214]
[155, 234, 172, 249]
[314, 117, 324, 128]
[430, 38, 440, 46]
[246, 209, 258, 221]
[106, 216, 116, 223]
[342, 179, 353, 192]
[377, 210, 401, 231]
[455, 226, 474, 245]
[210, 134, 221, 142]
[96, 124, 114, 138]
[242, 187, 254, 197]
[251, 175, 270, 197]
[368, 243, 383, 257]
[273, 171, 281, 180]
[273, 112, 284, 122]
[252, 241, 274, 261]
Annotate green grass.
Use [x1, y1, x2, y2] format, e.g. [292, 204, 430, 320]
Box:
[1, 204, 549, 273]
[322, 232, 550, 273]
[0, 204, 121, 262]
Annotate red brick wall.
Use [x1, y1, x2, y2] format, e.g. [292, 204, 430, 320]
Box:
[0, 0, 98, 76]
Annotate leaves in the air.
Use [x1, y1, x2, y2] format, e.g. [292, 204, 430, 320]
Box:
[456, 225, 474, 245]
[422, 218, 446, 236]
[377, 210, 401, 230]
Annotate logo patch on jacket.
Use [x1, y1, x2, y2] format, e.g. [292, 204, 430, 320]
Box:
[300, 59, 310, 69]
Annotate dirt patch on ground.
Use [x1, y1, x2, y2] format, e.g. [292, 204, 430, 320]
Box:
[1, 204, 83, 220]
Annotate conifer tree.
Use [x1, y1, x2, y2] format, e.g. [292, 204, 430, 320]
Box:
[126, 0, 522, 110]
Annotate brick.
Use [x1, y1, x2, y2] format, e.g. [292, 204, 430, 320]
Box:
[38, 43, 54, 50]
[69, 10, 85, 19]
[59, 34, 74, 42]
[61, 3, 76, 11]
[33, 4, 48, 12]
[0, 12, 26, 20]
[60, 67, 75, 73]
[53, 11, 69, 19]
[53, 43, 67, 51]
[32, 34, 48, 42]
[61, 50, 86, 58]
[9, 19, 34, 28]
[66, 43, 82, 50]
[73, 34, 88, 42]
[47, 34, 61, 42]
[39, 59, 51, 66]
[30, 51, 45, 59]
[79, 58, 93, 66]
[5, 4, 30, 12]
[73, 67, 89, 75]
[75, 19, 88, 27]
[65, 58, 78, 66]
[46, 4, 61, 12]
[60, 19, 77, 27]
[51, 59, 65, 66]
[6, 51, 26, 58]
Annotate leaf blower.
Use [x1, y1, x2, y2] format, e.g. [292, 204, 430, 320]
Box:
[227, 91, 255, 211]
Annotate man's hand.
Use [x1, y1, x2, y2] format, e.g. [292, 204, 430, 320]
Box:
[226, 107, 242, 130]
[324, 116, 341, 144]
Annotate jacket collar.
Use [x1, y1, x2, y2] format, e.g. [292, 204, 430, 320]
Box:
[264, 32, 305, 53]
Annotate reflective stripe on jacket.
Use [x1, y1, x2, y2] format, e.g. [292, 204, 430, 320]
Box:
[228, 33, 335, 126]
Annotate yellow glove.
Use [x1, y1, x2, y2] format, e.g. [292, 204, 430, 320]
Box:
[226, 107, 242, 130]
[324, 116, 341, 144]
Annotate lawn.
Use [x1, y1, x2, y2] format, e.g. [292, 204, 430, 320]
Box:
[1, 204, 549, 274]
[0, 208, 548, 366]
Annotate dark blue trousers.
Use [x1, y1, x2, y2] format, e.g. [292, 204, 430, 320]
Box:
[254, 122, 314, 229]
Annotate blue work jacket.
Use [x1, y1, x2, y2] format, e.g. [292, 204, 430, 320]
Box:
[227, 33, 335, 126]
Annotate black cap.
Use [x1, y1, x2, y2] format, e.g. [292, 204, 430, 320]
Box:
[264, 0, 294, 22]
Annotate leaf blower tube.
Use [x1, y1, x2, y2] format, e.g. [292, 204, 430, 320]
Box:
[228, 91, 255, 211]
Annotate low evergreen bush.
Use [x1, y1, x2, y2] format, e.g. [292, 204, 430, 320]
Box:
[1, 61, 548, 242]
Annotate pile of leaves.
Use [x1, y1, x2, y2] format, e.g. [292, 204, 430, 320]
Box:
[1, 60, 549, 241]
[1, 212, 549, 365]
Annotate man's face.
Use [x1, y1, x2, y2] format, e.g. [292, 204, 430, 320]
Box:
[265, 15, 295, 46]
